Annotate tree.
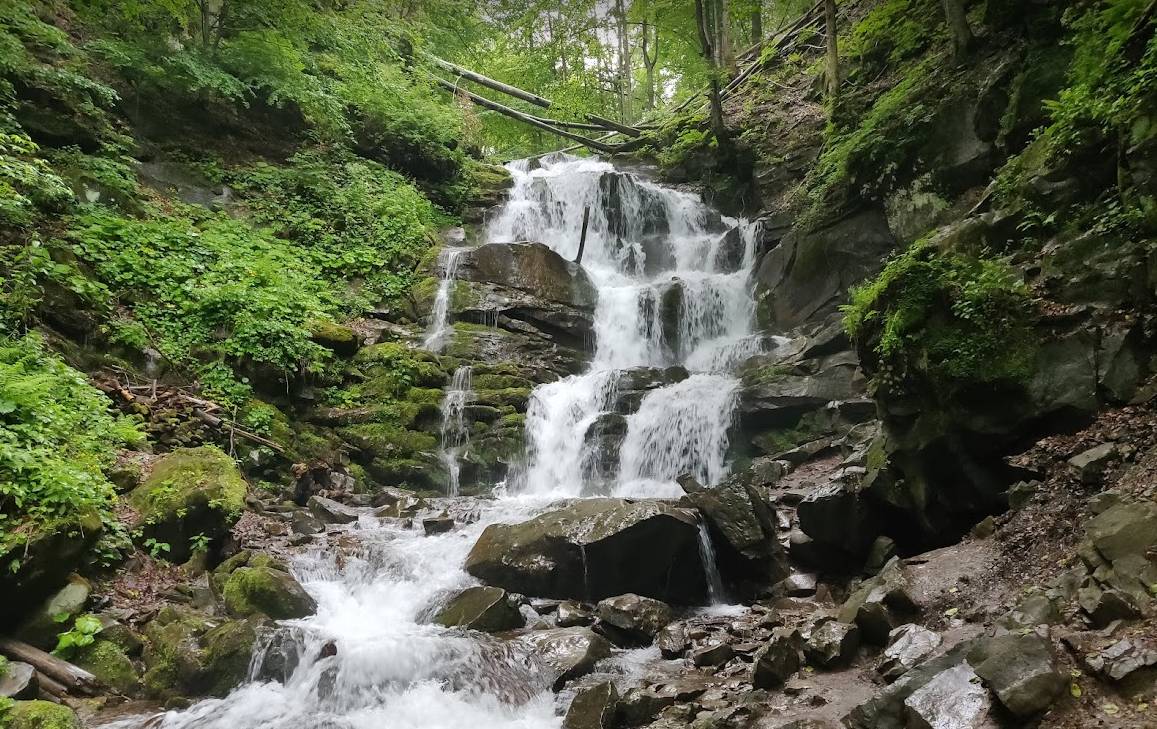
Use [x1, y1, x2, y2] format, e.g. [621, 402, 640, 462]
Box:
[694, 0, 728, 140]
[941, 0, 974, 57]
[641, 19, 660, 110]
[824, 0, 839, 98]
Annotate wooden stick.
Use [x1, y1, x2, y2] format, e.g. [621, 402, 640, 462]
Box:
[576, 206, 591, 265]
[36, 672, 69, 702]
[0, 639, 102, 696]
[192, 409, 285, 453]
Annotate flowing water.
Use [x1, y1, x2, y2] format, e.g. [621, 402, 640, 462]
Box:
[438, 367, 474, 497]
[104, 155, 760, 729]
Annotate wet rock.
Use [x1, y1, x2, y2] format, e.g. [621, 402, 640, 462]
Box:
[796, 481, 878, 565]
[308, 495, 361, 525]
[371, 487, 426, 516]
[128, 446, 248, 563]
[2, 700, 83, 729]
[777, 573, 818, 598]
[846, 641, 976, 729]
[291, 510, 325, 535]
[970, 633, 1065, 718]
[73, 638, 140, 695]
[596, 594, 673, 645]
[423, 515, 455, 535]
[804, 621, 860, 668]
[557, 601, 595, 628]
[838, 558, 915, 645]
[751, 628, 802, 688]
[435, 586, 525, 633]
[465, 498, 709, 604]
[1082, 637, 1157, 681]
[1068, 443, 1118, 484]
[691, 643, 735, 667]
[903, 663, 999, 729]
[564, 680, 619, 729]
[0, 662, 38, 699]
[517, 627, 613, 691]
[17, 573, 91, 649]
[878, 624, 942, 682]
[656, 622, 691, 658]
[1077, 585, 1142, 627]
[222, 565, 317, 620]
[678, 473, 787, 581]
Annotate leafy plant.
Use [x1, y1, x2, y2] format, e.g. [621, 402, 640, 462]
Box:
[188, 532, 211, 553]
[143, 537, 171, 558]
[52, 614, 103, 658]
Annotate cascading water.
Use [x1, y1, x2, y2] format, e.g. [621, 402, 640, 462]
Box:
[439, 366, 474, 497]
[104, 154, 757, 729]
[697, 522, 728, 606]
[489, 154, 763, 498]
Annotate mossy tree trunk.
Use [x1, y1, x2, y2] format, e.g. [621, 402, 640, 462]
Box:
[824, 0, 839, 99]
[941, 0, 973, 57]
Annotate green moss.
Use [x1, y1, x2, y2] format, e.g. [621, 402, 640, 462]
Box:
[72, 639, 139, 695]
[843, 241, 1038, 394]
[221, 566, 316, 619]
[1, 700, 83, 729]
[201, 620, 257, 696]
[865, 437, 888, 472]
[500, 413, 526, 428]
[131, 447, 246, 523]
[849, 0, 943, 70]
[473, 374, 533, 390]
[741, 364, 796, 387]
[338, 424, 438, 458]
[411, 275, 442, 308]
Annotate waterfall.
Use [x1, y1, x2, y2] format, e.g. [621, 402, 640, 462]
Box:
[423, 247, 466, 352]
[697, 521, 727, 606]
[490, 154, 763, 498]
[438, 366, 473, 497]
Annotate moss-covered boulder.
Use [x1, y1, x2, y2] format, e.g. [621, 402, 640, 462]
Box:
[0, 700, 83, 729]
[72, 638, 140, 696]
[140, 606, 260, 700]
[435, 586, 525, 633]
[16, 574, 91, 650]
[128, 446, 248, 562]
[0, 507, 102, 626]
[310, 321, 361, 357]
[222, 565, 316, 620]
[200, 619, 260, 696]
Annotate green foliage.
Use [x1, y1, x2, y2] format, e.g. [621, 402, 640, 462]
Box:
[0, 133, 72, 225]
[52, 613, 102, 658]
[849, 0, 942, 71]
[0, 333, 141, 554]
[143, 537, 170, 558]
[843, 241, 1037, 394]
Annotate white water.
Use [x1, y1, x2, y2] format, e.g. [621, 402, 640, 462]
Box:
[697, 522, 728, 606]
[103, 155, 753, 729]
[423, 247, 465, 352]
[490, 154, 762, 498]
[438, 367, 474, 497]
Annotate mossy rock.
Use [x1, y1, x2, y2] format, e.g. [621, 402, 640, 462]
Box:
[0, 700, 83, 729]
[200, 619, 259, 696]
[338, 424, 438, 460]
[0, 507, 102, 626]
[222, 566, 317, 620]
[309, 321, 361, 357]
[72, 639, 139, 696]
[16, 574, 90, 650]
[472, 374, 533, 390]
[141, 608, 208, 699]
[128, 446, 248, 563]
[472, 388, 532, 411]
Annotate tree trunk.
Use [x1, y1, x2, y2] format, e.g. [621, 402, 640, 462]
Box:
[751, 0, 763, 43]
[824, 0, 839, 98]
[941, 0, 973, 57]
[616, 0, 633, 123]
[695, 0, 728, 142]
[719, 0, 737, 76]
[642, 22, 659, 111]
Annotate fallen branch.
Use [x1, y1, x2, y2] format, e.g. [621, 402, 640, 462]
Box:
[0, 639, 102, 697]
[193, 409, 285, 453]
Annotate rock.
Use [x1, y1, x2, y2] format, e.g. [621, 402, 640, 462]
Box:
[970, 633, 1065, 718]
[73, 638, 139, 695]
[557, 601, 595, 628]
[0, 507, 103, 625]
[16, 574, 91, 649]
[903, 663, 999, 729]
[0, 662, 38, 699]
[517, 627, 612, 691]
[865, 536, 898, 574]
[846, 640, 976, 729]
[656, 622, 690, 658]
[128, 447, 248, 563]
[291, 510, 325, 535]
[222, 565, 317, 619]
[690, 643, 735, 667]
[619, 680, 708, 726]
[371, 487, 426, 516]
[838, 558, 915, 645]
[1, 700, 83, 729]
[878, 624, 942, 682]
[1087, 502, 1157, 562]
[678, 473, 787, 581]
[423, 515, 455, 535]
[804, 621, 860, 668]
[465, 498, 708, 604]
[1068, 443, 1118, 484]
[595, 594, 673, 644]
[751, 629, 802, 688]
[796, 482, 878, 563]
[310, 321, 361, 357]
[1082, 637, 1157, 681]
[435, 586, 524, 633]
[777, 573, 818, 598]
[1077, 585, 1142, 627]
[307, 495, 361, 525]
[564, 680, 619, 729]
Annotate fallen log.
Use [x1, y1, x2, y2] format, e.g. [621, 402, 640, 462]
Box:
[192, 409, 285, 453]
[0, 639, 102, 697]
[35, 671, 69, 703]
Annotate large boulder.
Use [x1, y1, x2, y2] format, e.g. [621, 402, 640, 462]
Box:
[465, 499, 709, 604]
[0, 507, 102, 625]
[564, 680, 620, 729]
[217, 555, 316, 620]
[517, 627, 613, 691]
[72, 638, 140, 696]
[0, 662, 38, 700]
[16, 574, 91, 649]
[678, 474, 787, 584]
[1, 700, 83, 729]
[902, 663, 1000, 729]
[970, 634, 1065, 719]
[141, 607, 262, 699]
[128, 447, 248, 563]
[435, 586, 525, 633]
[755, 207, 897, 332]
[595, 594, 673, 645]
[444, 241, 598, 350]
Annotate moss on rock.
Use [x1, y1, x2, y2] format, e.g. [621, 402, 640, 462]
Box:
[128, 446, 247, 563]
[222, 566, 316, 619]
[1, 700, 83, 729]
[200, 619, 259, 696]
[72, 638, 139, 696]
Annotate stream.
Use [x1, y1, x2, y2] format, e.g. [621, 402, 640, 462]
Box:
[105, 154, 761, 729]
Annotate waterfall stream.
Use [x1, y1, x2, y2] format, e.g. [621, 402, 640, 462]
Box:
[438, 367, 473, 497]
[104, 155, 754, 729]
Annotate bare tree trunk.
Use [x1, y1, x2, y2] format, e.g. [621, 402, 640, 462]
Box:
[695, 0, 728, 142]
[615, 0, 634, 123]
[824, 0, 839, 98]
[642, 22, 659, 111]
[941, 0, 974, 57]
[751, 0, 763, 43]
[720, 0, 737, 76]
